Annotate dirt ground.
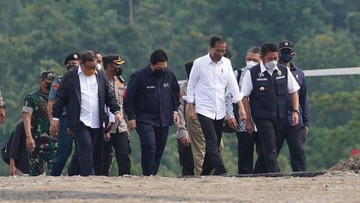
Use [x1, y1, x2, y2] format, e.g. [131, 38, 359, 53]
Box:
[1, 154, 360, 203]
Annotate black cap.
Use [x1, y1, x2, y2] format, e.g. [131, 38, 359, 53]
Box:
[40, 70, 55, 80]
[64, 52, 80, 65]
[103, 54, 125, 66]
[279, 40, 294, 51]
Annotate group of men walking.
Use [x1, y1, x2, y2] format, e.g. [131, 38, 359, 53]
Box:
[2, 34, 308, 177]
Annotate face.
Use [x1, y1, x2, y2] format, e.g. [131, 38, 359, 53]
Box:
[210, 42, 227, 59]
[66, 60, 80, 66]
[262, 52, 279, 64]
[41, 78, 54, 92]
[96, 54, 103, 64]
[245, 52, 261, 63]
[81, 60, 97, 76]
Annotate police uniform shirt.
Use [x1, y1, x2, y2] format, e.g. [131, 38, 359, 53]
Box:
[241, 61, 300, 97]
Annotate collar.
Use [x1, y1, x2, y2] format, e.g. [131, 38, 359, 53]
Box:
[78, 65, 98, 75]
[206, 53, 224, 65]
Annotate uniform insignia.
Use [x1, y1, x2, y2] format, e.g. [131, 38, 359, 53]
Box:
[296, 74, 299, 79]
[258, 72, 264, 77]
[284, 42, 289, 46]
[259, 87, 265, 91]
[278, 70, 282, 76]
[54, 83, 59, 90]
[73, 54, 78, 59]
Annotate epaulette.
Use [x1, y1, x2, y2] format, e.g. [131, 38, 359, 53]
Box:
[118, 75, 125, 83]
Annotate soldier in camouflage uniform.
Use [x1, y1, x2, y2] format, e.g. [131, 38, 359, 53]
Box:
[23, 70, 57, 176]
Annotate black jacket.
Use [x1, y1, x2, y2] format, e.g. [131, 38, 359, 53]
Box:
[52, 68, 120, 131]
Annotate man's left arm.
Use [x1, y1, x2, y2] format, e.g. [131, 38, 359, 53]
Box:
[287, 70, 300, 126]
[171, 73, 180, 124]
[0, 90, 6, 125]
[104, 76, 121, 121]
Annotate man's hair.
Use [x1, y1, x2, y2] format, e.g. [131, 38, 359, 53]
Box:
[260, 43, 278, 57]
[80, 50, 97, 64]
[209, 35, 226, 47]
[184, 61, 193, 79]
[246, 46, 261, 56]
[150, 49, 168, 65]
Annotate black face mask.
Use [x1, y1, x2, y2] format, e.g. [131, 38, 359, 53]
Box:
[66, 64, 77, 71]
[45, 82, 52, 90]
[153, 68, 166, 77]
[115, 68, 123, 76]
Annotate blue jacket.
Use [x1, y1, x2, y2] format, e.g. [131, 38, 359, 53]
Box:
[124, 65, 180, 127]
[282, 63, 309, 127]
[52, 68, 120, 132]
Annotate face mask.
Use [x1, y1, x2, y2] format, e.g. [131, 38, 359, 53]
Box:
[66, 64, 77, 71]
[96, 63, 103, 71]
[45, 82, 52, 90]
[115, 68, 123, 76]
[153, 68, 166, 77]
[246, 61, 258, 68]
[82, 67, 96, 76]
[211, 49, 223, 62]
[265, 60, 278, 71]
[280, 53, 293, 63]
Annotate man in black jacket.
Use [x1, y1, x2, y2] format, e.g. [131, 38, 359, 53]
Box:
[50, 50, 121, 176]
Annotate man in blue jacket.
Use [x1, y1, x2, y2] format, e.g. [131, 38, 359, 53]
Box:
[50, 50, 121, 176]
[276, 40, 309, 172]
[124, 49, 180, 176]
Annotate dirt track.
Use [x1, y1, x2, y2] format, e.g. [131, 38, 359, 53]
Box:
[0, 171, 359, 202]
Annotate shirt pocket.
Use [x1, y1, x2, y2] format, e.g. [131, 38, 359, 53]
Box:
[276, 77, 287, 95]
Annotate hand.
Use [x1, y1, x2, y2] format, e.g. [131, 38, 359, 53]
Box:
[0, 108, 5, 125]
[180, 136, 190, 147]
[127, 119, 136, 130]
[173, 112, 179, 125]
[304, 126, 309, 136]
[49, 120, 60, 137]
[26, 136, 35, 153]
[244, 119, 254, 135]
[186, 103, 197, 121]
[292, 112, 299, 126]
[115, 112, 123, 123]
[104, 133, 111, 142]
[227, 118, 238, 131]
[10, 159, 16, 176]
[67, 128, 73, 136]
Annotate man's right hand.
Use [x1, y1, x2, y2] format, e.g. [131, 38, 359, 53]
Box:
[245, 119, 254, 135]
[0, 108, 6, 125]
[127, 119, 136, 130]
[49, 119, 60, 137]
[26, 136, 35, 153]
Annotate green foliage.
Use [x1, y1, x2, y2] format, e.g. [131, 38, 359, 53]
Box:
[1, 0, 360, 176]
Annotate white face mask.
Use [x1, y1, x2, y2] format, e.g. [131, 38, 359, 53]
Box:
[265, 60, 277, 71]
[96, 63, 103, 71]
[246, 61, 258, 68]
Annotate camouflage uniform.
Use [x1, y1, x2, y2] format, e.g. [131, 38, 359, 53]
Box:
[23, 88, 57, 176]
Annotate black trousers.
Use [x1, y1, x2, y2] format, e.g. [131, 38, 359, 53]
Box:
[253, 119, 281, 173]
[236, 131, 260, 174]
[197, 114, 227, 175]
[102, 131, 132, 176]
[72, 123, 101, 176]
[177, 140, 194, 176]
[277, 125, 307, 172]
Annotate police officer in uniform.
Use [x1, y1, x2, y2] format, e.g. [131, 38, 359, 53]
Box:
[102, 54, 132, 176]
[49, 52, 80, 176]
[23, 70, 57, 176]
[124, 49, 180, 176]
[276, 40, 309, 172]
[241, 42, 300, 173]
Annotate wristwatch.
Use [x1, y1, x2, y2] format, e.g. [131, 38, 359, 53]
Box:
[293, 109, 300, 114]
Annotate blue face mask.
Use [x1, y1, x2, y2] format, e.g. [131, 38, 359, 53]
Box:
[280, 53, 294, 63]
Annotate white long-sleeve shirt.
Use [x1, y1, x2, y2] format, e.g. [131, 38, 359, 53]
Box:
[78, 67, 100, 128]
[184, 53, 243, 120]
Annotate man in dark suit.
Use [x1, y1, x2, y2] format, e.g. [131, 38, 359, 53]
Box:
[50, 50, 121, 176]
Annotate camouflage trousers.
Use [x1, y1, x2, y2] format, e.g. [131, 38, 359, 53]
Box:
[29, 147, 57, 176]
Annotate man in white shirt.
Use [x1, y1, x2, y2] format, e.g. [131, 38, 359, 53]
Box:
[50, 50, 122, 176]
[185, 35, 246, 175]
[241, 42, 300, 173]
